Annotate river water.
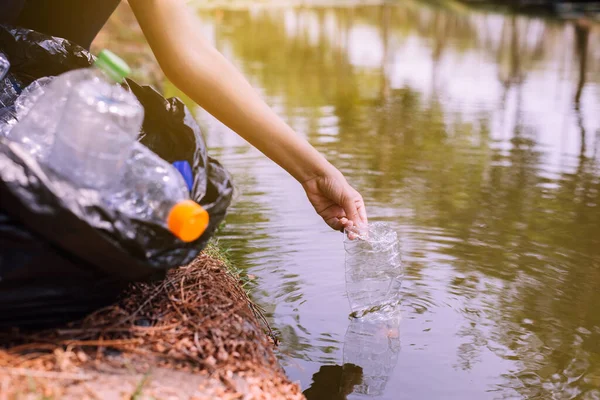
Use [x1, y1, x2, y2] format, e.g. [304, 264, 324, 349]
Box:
[192, 3, 600, 399]
[106, 1, 600, 398]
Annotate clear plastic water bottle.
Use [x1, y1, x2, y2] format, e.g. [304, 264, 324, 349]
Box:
[0, 52, 17, 137]
[1, 77, 54, 139]
[0, 105, 17, 138]
[105, 142, 209, 243]
[6, 68, 79, 158]
[0, 52, 17, 109]
[8, 50, 142, 170]
[45, 50, 143, 189]
[344, 222, 403, 318]
[14, 77, 53, 119]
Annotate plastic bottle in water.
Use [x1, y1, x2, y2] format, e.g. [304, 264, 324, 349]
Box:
[344, 222, 403, 318]
[45, 51, 143, 188]
[105, 142, 209, 243]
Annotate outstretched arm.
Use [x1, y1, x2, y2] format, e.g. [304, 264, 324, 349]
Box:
[129, 0, 367, 230]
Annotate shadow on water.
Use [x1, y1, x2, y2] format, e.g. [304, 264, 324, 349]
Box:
[99, 1, 600, 398]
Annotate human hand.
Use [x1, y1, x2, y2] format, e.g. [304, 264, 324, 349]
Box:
[301, 167, 367, 232]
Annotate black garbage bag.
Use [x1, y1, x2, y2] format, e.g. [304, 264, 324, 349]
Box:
[0, 26, 234, 327]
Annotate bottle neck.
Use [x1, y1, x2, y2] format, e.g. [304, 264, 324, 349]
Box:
[92, 64, 125, 84]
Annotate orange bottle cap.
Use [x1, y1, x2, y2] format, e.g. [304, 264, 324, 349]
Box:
[167, 200, 209, 242]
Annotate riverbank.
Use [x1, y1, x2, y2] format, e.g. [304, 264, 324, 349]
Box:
[0, 245, 304, 399]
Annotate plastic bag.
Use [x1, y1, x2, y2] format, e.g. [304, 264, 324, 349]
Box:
[0, 25, 234, 327]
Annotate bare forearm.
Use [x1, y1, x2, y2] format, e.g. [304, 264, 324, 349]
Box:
[129, 0, 333, 182]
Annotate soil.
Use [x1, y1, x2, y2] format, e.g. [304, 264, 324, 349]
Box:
[0, 253, 305, 400]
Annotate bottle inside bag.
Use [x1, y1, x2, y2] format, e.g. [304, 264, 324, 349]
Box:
[0, 52, 17, 109]
[5, 48, 207, 242]
[45, 50, 144, 189]
[105, 142, 209, 243]
[7, 49, 143, 185]
[14, 77, 54, 120]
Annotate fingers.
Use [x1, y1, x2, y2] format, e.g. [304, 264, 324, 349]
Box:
[356, 198, 368, 225]
[341, 191, 367, 226]
[341, 195, 360, 225]
[325, 216, 354, 233]
[325, 215, 346, 231]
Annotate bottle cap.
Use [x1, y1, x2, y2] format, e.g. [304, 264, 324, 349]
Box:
[94, 49, 131, 83]
[167, 200, 209, 242]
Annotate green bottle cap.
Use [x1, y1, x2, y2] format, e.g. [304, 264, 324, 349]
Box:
[93, 49, 131, 83]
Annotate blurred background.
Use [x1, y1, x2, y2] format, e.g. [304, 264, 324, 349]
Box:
[95, 1, 600, 398]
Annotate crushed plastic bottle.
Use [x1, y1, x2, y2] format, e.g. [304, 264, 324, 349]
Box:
[45, 50, 143, 188]
[8, 50, 142, 172]
[0, 52, 17, 109]
[14, 77, 53, 119]
[0, 105, 17, 137]
[6, 74, 70, 158]
[0, 52, 17, 136]
[0, 77, 54, 138]
[344, 222, 403, 318]
[105, 142, 209, 243]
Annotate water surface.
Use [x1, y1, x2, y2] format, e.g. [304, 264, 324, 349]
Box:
[188, 3, 600, 399]
[109, 2, 600, 398]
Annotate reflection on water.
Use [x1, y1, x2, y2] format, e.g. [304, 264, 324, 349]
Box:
[193, 3, 600, 399]
[100, 1, 600, 398]
[342, 312, 401, 397]
[304, 310, 401, 399]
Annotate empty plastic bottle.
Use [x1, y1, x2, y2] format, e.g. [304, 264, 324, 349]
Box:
[14, 77, 53, 119]
[0, 105, 17, 138]
[105, 142, 209, 243]
[344, 222, 403, 318]
[45, 50, 143, 189]
[0, 52, 17, 136]
[9, 50, 142, 173]
[0, 77, 54, 139]
[0, 52, 18, 109]
[6, 69, 73, 158]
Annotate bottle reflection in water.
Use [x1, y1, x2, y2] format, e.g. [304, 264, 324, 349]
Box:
[344, 222, 403, 318]
[342, 312, 401, 397]
[303, 311, 401, 400]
